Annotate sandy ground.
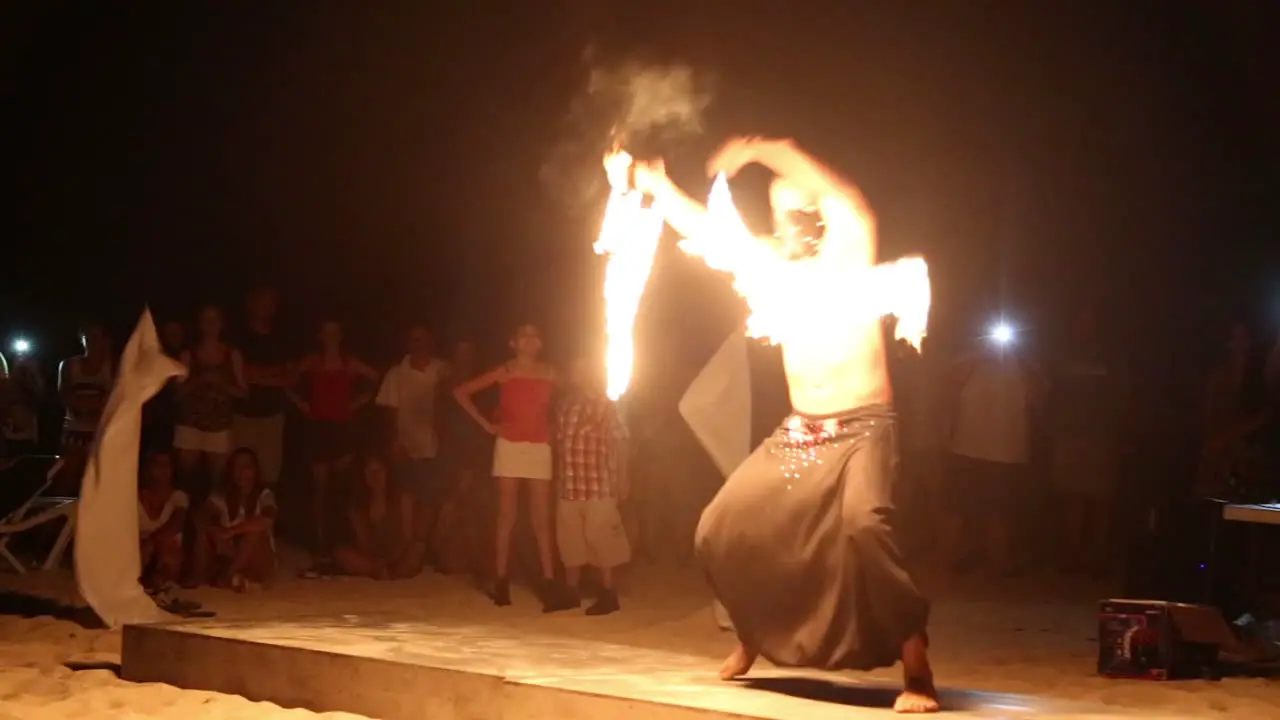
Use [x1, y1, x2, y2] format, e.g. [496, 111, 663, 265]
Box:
[1, 552, 1279, 720]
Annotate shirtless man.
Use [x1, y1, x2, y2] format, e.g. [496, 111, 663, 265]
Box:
[635, 138, 938, 714]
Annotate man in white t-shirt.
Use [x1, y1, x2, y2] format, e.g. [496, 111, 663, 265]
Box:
[943, 332, 1045, 576]
[376, 325, 450, 555]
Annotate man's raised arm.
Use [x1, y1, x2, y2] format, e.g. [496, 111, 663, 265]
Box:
[707, 137, 876, 235]
[633, 160, 712, 240]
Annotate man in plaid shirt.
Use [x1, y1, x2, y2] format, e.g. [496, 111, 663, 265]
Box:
[554, 355, 631, 615]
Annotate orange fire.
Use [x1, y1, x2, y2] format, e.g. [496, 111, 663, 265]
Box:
[678, 173, 931, 349]
[593, 154, 929, 401]
[594, 151, 664, 400]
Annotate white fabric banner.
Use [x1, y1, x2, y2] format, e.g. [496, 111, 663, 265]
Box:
[75, 309, 186, 629]
[679, 331, 751, 635]
[678, 331, 752, 478]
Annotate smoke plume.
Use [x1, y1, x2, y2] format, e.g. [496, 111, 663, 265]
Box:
[542, 52, 713, 214]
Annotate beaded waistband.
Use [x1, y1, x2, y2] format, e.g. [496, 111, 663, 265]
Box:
[774, 404, 895, 450]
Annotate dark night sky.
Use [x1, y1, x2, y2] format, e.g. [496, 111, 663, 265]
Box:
[3, 1, 1279, 395]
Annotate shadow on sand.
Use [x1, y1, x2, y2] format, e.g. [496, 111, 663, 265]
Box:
[742, 675, 1049, 715]
[0, 590, 106, 629]
[0, 590, 121, 673]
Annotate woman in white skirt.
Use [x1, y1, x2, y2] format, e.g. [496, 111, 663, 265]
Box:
[174, 305, 246, 500]
[454, 323, 573, 610]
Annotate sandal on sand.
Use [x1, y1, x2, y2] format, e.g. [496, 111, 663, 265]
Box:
[149, 585, 216, 618]
[165, 599, 216, 618]
[299, 559, 338, 580]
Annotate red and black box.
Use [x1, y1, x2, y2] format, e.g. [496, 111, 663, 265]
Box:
[1097, 599, 1227, 680]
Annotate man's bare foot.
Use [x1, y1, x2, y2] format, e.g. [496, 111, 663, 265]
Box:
[894, 676, 939, 714]
[896, 633, 939, 713]
[718, 643, 758, 680]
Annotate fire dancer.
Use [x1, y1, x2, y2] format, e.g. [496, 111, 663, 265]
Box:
[634, 138, 938, 713]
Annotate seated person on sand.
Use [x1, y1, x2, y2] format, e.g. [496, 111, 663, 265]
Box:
[185, 447, 277, 591]
[137, 450, 188, 591]
[332, 453, 427, 580]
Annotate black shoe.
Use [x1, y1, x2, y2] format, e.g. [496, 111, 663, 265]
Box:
[585, 589, 620, 616]
[540, 580, 580, 613]
[492, 578, 511, 607]
[149, 584, 214, 618]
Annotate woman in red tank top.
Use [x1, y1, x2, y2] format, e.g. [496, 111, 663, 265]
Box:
[287, 319, 380, 558]
[454, 322, 573, 610]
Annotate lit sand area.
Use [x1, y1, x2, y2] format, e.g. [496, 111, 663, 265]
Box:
[1, 561, 1277, 719]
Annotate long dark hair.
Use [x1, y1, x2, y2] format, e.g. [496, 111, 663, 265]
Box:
[197, 304, 227, 342]
[354, 452, 410, 518]
[221, 447, 265, 520]
[316, 316, 348, 357]
[138, 449, 174, 492]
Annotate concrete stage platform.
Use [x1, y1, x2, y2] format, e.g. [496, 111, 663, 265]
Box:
[120, 615, 1137, 720]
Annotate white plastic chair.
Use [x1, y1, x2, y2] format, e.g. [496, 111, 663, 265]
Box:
[0, 457, 76, 574]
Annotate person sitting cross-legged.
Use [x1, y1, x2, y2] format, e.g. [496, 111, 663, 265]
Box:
[331, 453, 427, 580]
[137, 450, 188, 591]
[185, 447, 277, 591]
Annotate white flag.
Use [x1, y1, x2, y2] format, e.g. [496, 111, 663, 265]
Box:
[678, 331, 752, 478]
[75, 309, 187, 628]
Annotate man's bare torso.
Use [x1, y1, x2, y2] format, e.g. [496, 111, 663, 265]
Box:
[783, 314, 890, 416]
[775, 196, 890, 417]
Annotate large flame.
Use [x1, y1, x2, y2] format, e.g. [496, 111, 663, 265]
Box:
[594, 151, 664, 400]
[677, 174, 931, 349]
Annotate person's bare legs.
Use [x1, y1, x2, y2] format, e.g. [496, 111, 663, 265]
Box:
[184, 518, 215, 588]
[527, 479, 557, 581]
[432, 494, 462, 572]
[228, 530, 276, 589]
[405, 460, 444, 568]
[391, 540, 428, 579]
[139, 537, 158, 589]
[718, 639, 759, 680]
[208, 451, 229, 488]
[564, 564, 582, 589]
[310, 460, 330, 556]
[493, 476, 519, 604]
[454, 468, 485, 577]
[894, 633, 939, 713]
[333, 546, 384, 578]
[152, 531, 184, 587]
[529, 479, 577, 612]
[176, 448, 203, 497]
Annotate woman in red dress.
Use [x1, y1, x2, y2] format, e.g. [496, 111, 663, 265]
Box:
[453, 323, 572, 610]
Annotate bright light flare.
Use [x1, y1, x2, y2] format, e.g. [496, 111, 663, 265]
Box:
[677, 174, 931, 349]
[595, 151, 663, 400]
[989, 321, 1014, 345]
[10, 338, 31, 355]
